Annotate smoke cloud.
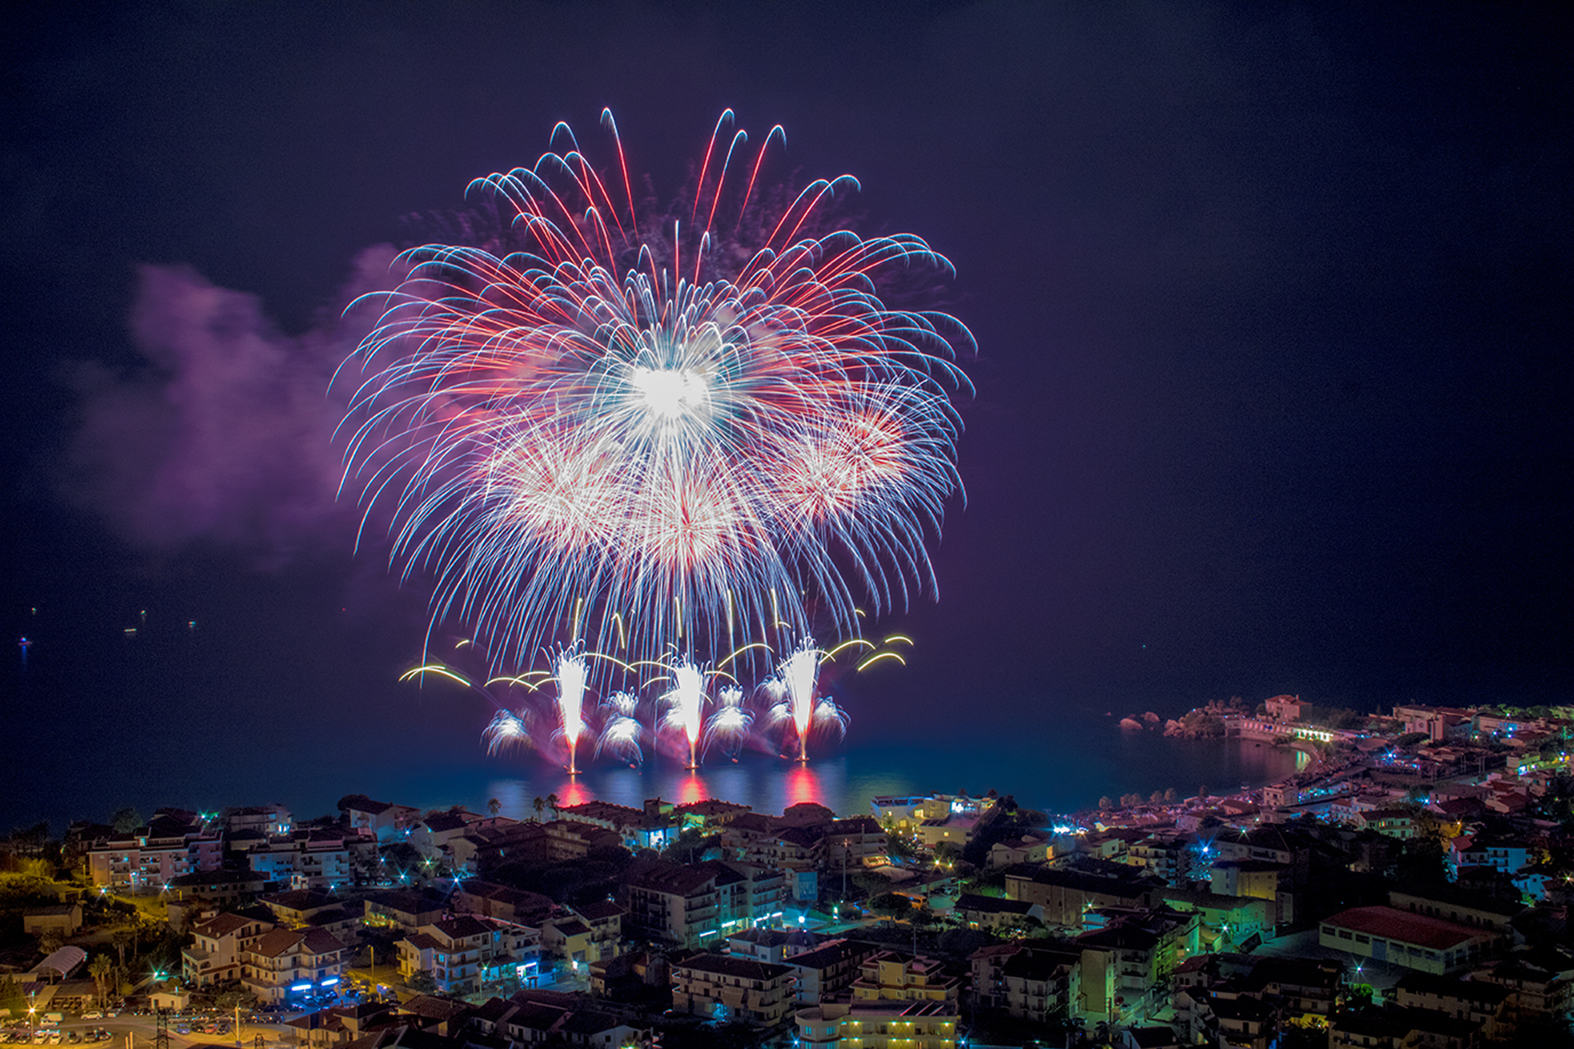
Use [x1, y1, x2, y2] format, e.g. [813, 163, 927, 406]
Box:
[61, 246, 402, 568]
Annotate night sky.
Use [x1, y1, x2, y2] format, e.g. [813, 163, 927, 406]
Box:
[2, 3, 1570, 828]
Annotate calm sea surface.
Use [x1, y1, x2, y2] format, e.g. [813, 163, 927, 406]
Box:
[446, 730, 1306, 823]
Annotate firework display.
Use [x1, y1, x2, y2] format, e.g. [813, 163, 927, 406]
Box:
[349, 111, 967, 766]
[408, 634, 902, 769]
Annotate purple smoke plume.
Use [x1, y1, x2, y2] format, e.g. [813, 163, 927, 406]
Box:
[62, 246, 403, 567]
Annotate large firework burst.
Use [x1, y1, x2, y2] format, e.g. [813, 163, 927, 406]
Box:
[340, 110, 971, 676]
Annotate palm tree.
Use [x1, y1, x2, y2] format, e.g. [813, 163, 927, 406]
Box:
[546, 793, 560, 820]
[89, 955, 113, 1008]
[532, 797, 545, 823]
[488, 798, 502, 817]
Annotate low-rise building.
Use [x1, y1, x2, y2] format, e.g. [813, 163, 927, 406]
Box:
[824, 817, 888, 867]
[344, 799, 421, 842]
[455, 879, 557, 926]
[1075, 908, 1199, 1025]
[988, 832, 1052, 867]
[851, 950, 961, 1005]
[1004, 864, 1156, 928]
[245, 828, 364, 892]
[408, 810, 484, 861]
[1319, 906, 1502, 975]
[1388, 884, 1523, 933]
[1393, 971, 1510, 1041]
[671, 953, 795, 1026]
[22, 904, 82, 937]
[165, 867, 273, 906]
[487, 990, 653, 1048]
[1471, 948, 1574, 1032]
[953, 893, 1042, 932]
[970, 942, 1081, 1022]
[795, 1000, 959, 1049]
[559, 799, 678, 851]
[1157, 887, 1273, 950]
[363, 889, 447, 931]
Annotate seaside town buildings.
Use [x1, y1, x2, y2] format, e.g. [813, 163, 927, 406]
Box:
[13, 699, 1574, 1048]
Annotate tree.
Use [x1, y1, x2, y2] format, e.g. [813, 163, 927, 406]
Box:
[214, 989, 255, 1014]
[867, 892, 911, 919]
[406, 970, 438, 994]
[1396, 834, 1448, 885]
[885, 830, 918, 863]
[488, 798, 502, 817]
[546, 793, 561, 819]
[661, 828, 720, 864]
[851, 870, 891, 898]
[532, 797, 545, 822]
[89, 955, 113, 1007]
[111, 807, 143, 833]
[1098, 796, 1113, 811]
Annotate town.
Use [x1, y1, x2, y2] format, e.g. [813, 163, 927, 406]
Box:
[5, 698, 1574, 1049]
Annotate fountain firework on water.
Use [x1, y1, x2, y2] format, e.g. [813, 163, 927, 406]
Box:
[595, 690, 643, 766]
[703, 685, 753, 761]
[552, 650, 590, 774]
[404, 633, 897, 769]
[658, 657, 709, 770]
[767, 639, 828, 762]
[482, 709, 531, 756]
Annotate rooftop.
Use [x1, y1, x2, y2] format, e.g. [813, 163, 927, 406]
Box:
[1322, 906, 1495, 951]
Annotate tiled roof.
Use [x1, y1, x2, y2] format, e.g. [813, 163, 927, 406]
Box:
[251, 929, 305, 958]
[1323, 906, 1492, 950]
[193, 913, 262, 939]
[573, 899, 623, 922]
[433, 915, 491, 940]
[675, 952, 792, 981]
[955, 893, 1032, 915]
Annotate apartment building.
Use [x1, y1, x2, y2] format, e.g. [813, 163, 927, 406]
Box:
[242, 927, 350, 1003]
[243, 828, 368, 892]
[621, 858, 785, 947]
[671, 953, 795, 1026]
[85, 812, 222, 891]
[181, 913, 275, 986]
[784, 939, 878, 1005]
[397, 914, 540, 995]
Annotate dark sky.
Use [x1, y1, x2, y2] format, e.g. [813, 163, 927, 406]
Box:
[2, 2, 1571, 826]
